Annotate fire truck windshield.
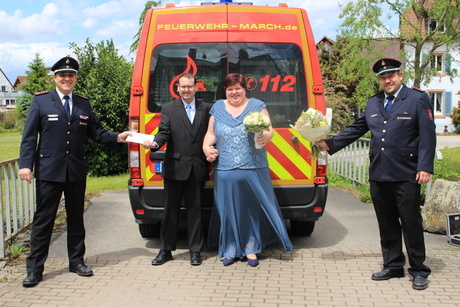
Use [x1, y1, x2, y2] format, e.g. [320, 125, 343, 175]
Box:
[148, 42, 307, 128]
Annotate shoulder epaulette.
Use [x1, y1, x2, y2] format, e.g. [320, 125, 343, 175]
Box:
[34, 90, 50, 96]
[74, 93, 89, 100]
[371, 91, 383, 98]
[412, 86, 424, 92]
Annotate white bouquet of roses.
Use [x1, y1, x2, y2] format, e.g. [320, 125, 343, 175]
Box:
[243, 111, 271, 149]
[291, 108, 332, 158]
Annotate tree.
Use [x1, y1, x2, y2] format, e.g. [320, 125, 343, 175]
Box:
[318, 38, 356, 131]
[17, 53, 54, 116]
[70, 39, 133, 176]
[129, 1, 162, 54]
[339, 0, 460, 88]
[319, 36, 384, 113]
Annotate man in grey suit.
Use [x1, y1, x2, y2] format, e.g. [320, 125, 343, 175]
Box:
[146, 73, 211, 266]
[19, 56, 132, 287]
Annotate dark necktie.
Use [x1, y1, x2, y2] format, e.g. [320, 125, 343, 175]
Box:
[385, 95, 394, 113]
[63, 95, 71, 120]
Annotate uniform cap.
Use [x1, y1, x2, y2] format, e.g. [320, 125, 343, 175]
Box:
[372, 58, 401, 77]
[51, 56, 79, 75]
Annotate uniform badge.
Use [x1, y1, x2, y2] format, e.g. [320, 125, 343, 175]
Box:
[427, 110, 433, 120]
[371, 114, 378, 117]
[80, 115, 89, 120]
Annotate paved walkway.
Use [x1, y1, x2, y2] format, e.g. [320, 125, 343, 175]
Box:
[436, 135, 460, 149]
[1, 247, 459, 306]
[1, 189, 459, 306]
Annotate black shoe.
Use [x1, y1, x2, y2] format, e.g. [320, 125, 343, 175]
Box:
[22, 273, 42, 287]
[69, 263, 94, 277]
[190, 252, 202, 266]
[371, 268, 405, 280]
[151, 250, 173, 265]
[412, 276, 428, 290]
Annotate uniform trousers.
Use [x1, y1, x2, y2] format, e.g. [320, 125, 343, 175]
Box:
[26, 179, 87, 275]
[370, 180, 431, 278]
[161, 171, 204, 253]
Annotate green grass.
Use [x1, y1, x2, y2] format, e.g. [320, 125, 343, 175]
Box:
[0, 131, 22, 162]
[440, 147, 460, 172]
[86, 173, 129, 197]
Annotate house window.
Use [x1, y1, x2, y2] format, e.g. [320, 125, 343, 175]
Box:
[428, 91, 443, 114]
[426, 19, 445, 34]
[430, 53, 445, 74]
[1, 86, 6, 92]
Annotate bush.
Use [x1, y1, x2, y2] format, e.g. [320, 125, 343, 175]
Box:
[449, 106, 460, 132]
[71, 39, 133, 177]
[2, 120, 15, 129]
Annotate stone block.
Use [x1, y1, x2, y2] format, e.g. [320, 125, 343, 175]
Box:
[422, 179, 460, 234]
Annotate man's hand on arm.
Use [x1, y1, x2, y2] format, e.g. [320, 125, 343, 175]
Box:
[117, 131, 133, 143]
[19, 168, 33, 184]
[142, 140, 158, 149]
[416, 171, 431, 184]
[315, 140, 329, 151]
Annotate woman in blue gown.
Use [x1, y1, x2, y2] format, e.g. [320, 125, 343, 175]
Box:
[203, 73, 293, 267]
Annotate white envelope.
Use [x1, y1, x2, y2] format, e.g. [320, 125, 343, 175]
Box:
[126, 132, 155, 144]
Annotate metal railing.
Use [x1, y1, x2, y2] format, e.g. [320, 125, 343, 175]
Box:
[328, 136, 371, 186]
[0, 158, 36, 257]
[327, 135, 443, 196]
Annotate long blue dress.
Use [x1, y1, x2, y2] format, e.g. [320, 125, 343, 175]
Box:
[208, 98, 293, 259]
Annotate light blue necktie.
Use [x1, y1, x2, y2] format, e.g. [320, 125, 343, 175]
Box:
[186, 104, 192, 122]
[385, 96, 394, 113]
[63, 95, 71, 120]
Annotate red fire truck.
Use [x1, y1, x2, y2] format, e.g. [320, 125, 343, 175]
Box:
[128, 1, 328, 237]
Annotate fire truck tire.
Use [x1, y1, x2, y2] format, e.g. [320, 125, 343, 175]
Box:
[139, 223, 161, 238]
[290, 220, 315, 236]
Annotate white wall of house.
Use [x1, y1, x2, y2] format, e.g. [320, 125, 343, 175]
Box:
[0, 68, 22, 110]
[404, 42, 460, 134]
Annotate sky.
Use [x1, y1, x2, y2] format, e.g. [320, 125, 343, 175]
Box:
[0, 0, 350, 83]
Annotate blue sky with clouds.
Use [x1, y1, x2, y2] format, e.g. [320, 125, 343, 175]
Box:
[0, 0, 349, 82]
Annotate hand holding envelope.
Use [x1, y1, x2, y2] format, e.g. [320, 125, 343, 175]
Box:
[127, 132, 156, 148]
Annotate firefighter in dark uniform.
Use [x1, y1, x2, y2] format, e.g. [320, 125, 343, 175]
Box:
[316, 58, 436, 290]
[19, 56, 132, 287]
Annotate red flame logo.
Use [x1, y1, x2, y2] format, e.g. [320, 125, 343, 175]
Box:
[169, 55, 199, 98]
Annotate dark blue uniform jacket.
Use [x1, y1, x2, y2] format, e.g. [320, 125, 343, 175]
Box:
[19, 89, 119, 182]
[325, 84, 436, 182]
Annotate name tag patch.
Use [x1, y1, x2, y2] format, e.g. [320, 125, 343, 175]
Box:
[397, 113, 412, 120]
[48, 114, 59, 121]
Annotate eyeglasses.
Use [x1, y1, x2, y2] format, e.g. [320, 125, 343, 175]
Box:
[179, 85, 195, 90]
